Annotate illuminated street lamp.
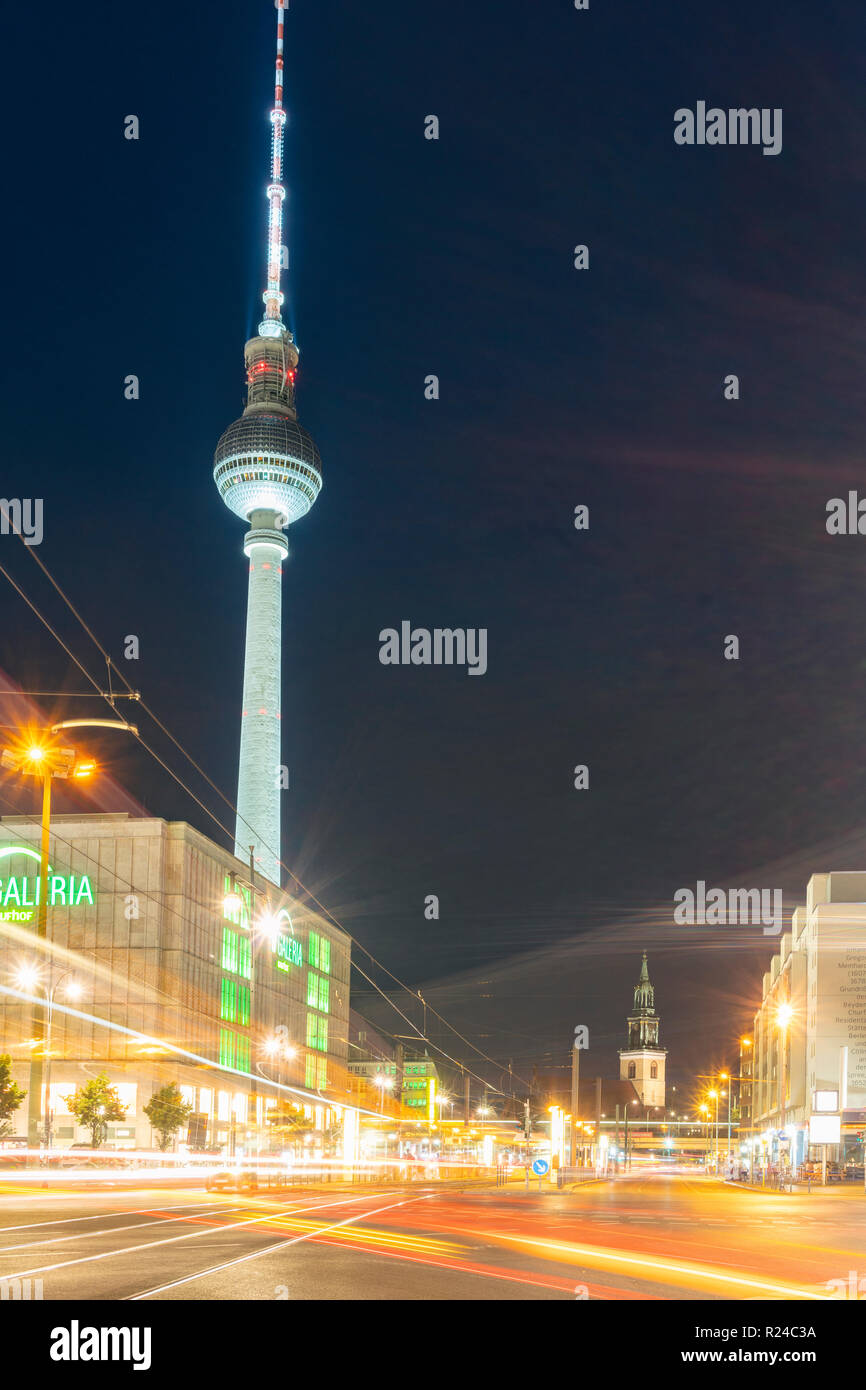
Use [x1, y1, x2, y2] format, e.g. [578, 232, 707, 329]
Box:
[699, 1102, 710, 1165]
[372, 1072, 394, 1113]
[776, 1002, 794, 1151]
[706, 1089, 721, 1172]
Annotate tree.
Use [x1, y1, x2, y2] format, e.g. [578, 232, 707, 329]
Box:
[143, 1083, 194, 1151]
[0, 1055, 26, 1137]
[63, 1074, 127, 1148]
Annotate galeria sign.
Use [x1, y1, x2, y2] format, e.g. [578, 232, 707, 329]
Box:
[0, 847, 94, 921]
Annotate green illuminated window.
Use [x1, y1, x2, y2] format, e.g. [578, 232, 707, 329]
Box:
[305, 1013, 328, 1052]
[308, 930, 330, 974]
[238, 984, 250, 1028]
[219, 1029, 234, 1069]
[222, 928, 238, 973]
[220, 978, 237, 1022]
[238, 935, 251, 981]
[304, 1054, 328, 1090]
[236, 1035, 250, 1074]
[223, 874, 251, 931]
[306, 971, 330, 1013]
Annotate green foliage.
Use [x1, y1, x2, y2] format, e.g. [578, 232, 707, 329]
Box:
[63, 1073, 127, 1148]
[0, 1054, 26, 1132]
[143, 1083, 194, 1151]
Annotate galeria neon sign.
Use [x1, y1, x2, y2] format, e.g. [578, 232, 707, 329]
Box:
[0, 845, 94, 922]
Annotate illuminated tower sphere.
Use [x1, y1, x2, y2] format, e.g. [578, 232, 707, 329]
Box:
[214, 0, 322, 885]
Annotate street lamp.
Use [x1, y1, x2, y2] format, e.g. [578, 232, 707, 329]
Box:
[13, 965, 82, 1147]
[371, 1072, 394, 1114]
[707, 1090, 720, 1172]
[776, 1002, 793, 1174]
[699, 1103, 710, 1166]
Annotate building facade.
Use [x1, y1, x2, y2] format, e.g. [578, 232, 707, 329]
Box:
[750, 871, 866, 1171]
[618, 952, 667, 1108]
[0, 812, 350, 1150]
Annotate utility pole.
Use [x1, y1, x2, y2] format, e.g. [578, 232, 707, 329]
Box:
[595, 1076, 602, 1172]
[569, 1040, 579, 1168]
[463, 1070, 470, 1126]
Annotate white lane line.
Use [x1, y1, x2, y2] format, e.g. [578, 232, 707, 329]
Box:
[0, 1200, 237, 1236]
[0, 1190, 402, 1282]
[0, 1207, 242, 1254]
[128, 1194, 438, 1299]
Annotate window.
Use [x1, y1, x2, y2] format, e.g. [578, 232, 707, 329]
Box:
[306, 1013, 328, 1051]
[307, 971, 329, 1013]
[238, 984, 250, 1027]
[236, 1035, 250, 1074]
[628, 1062, 636, 1079]
[308, 931, 331, 975]
[219, 1029, 234, 1069]
[222, 928, 238, 974]
[650, 1062, 658, 1079]
[238, 936, 252, 981]
[305, 1053, 327, 1089]
[220, 978, 237, 1022]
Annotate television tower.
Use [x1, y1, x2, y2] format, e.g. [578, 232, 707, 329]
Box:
[214, 0, 322, 885]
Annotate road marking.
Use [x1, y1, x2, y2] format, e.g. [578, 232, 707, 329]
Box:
[0, 1207, 242, 1254]
[127, 1193, 439, 1298]
[0, 1200, 232, 1235]
[0, 1190, 408, 1283]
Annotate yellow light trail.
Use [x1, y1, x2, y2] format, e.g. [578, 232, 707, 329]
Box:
[460, 1228, 833, 1300]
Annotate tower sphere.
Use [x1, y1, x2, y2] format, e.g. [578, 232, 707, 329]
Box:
[213, 412, 322, 526]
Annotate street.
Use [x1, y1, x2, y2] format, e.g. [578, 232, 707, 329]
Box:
[0, 1170, 861, 1301]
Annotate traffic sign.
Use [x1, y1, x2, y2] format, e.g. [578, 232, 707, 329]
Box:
[531, 1158, 550, 1176]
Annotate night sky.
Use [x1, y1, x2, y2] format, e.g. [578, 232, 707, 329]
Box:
[2, 0, 864, 1095]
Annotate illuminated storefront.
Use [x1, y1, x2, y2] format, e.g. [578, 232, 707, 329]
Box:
[0, 813, 351, 1151]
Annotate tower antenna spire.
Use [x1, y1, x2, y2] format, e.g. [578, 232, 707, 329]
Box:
[214, 0, 322, 888]
[260, 1, 288, 338]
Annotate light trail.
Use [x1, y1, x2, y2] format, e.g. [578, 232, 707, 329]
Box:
[457, 1227, 833, 1299]
[127, 1192, 438, 1298]
[0, 1189, 403, 1283]
[0, 1206, 241, 1254]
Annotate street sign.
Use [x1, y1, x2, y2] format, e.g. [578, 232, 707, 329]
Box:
[531, 1158, 550, 1176]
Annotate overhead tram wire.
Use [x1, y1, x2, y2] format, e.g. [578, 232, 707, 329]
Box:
[0, 542, 530, 1096]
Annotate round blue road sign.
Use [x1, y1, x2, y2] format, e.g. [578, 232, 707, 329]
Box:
[531, 1158, 550, 1176]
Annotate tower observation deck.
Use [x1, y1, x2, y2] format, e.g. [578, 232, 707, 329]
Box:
[214, 1, 322, 885]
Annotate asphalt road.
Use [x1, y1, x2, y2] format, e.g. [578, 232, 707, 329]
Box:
[0, 1170, 862, 1301]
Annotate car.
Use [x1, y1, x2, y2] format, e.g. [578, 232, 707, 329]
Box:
[205, 1164, 259, 1192]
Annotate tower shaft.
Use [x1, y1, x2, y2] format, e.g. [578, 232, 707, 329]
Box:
[235, 511, 288, 884]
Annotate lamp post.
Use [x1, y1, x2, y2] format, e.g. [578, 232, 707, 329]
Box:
[776, 1002, 793, 1176]
[12, 966, 82, 1148]
[372, 1072, 393, 1114]
[718, 1074, 732, 1173]
[707, 1089, 720, 1172]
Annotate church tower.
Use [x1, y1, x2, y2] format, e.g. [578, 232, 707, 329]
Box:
[619, 952, 667, 1107]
